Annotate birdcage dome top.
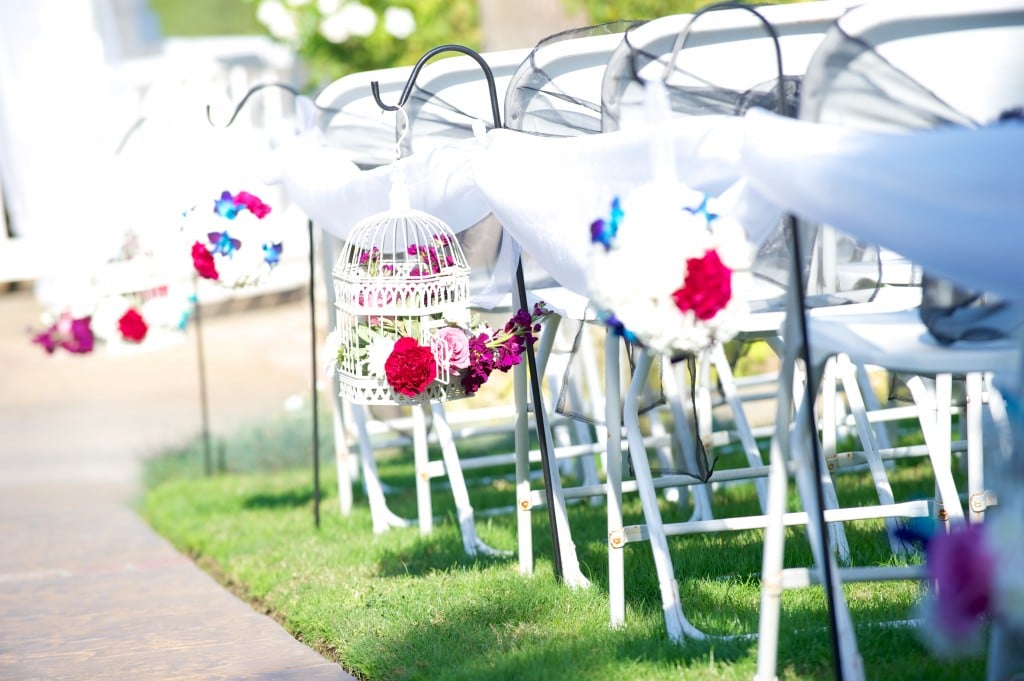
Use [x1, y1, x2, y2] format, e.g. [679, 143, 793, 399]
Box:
[333, 208, 471, 290]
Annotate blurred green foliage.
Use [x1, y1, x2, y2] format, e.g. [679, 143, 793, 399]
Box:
[149, 0, 264, 36]
[242, 0, 478, 90]
[147, 0, 805, 90]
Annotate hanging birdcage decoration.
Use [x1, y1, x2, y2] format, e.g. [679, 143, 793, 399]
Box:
[332, 198, 475, 405]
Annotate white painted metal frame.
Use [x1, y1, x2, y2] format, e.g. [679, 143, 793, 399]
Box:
[597, 0, 864, 638]
[755, 2, 1024, 678]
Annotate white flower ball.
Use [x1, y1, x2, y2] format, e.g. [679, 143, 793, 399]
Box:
[384, 6, 416, 39]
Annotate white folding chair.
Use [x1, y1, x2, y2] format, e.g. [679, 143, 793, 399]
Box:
[595, 0, 863, 640]
[755, 2, 1024, 678]
[313, 48, 540, 556]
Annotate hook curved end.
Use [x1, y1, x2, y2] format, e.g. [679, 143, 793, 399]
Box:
[370, 81, 400, 112]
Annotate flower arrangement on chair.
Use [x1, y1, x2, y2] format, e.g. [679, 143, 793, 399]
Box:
[900, 498, 1024, 658]
[186, 189, 283, 289]
[329, 208, 546, 405]
[29, 227, 191, 355]
[584, 183, 753, 357]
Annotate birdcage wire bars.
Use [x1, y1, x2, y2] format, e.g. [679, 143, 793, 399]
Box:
[332, 207, 474, 405]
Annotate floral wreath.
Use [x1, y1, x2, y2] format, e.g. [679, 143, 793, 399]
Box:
[29, 228, 192, 355]
[187, 190, 283, 288]
[584, 183, 752, 356]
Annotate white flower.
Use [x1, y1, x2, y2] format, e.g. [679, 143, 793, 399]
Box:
[584, 182, 750, 356]
[366, 335, 395, 378]
[317, 0, 340, 13]
[257, 0, 299, 41]
[383, 6, 416, 39]
[441, 303, 471, 326]
[320, 2, 378, 43]
[323, 329, 344, 376]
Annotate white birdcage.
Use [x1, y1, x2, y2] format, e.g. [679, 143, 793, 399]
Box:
[332, 185, 474, 405]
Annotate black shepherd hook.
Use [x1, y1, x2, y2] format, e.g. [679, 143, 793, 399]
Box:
[203, 79, 337, 530]
[370, 44, 503, 129]
[370, 44, 566, 582]
[207, 81, 340, 128]
[673, 3, 842, 679]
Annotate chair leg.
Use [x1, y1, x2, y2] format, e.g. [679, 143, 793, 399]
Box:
[711, 342, 769, 512]
[430, 401, 510, 557]
[330, 389, 354, 516]
[757, 344, 864, 680]
[755, 383, 794, 681]
[665, 360, 712, 521]
[353, 403, 416, 533]
[514, 359, 534, 575]
[965, 372, 985, 524]
[412, 404, 433, 536]
[625, 349, 705, 643]
[904, 374, 966, 523]
[605, 331, 626, 629]
[834, 354, 903, 555]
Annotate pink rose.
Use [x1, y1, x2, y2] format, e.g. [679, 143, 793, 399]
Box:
[433, 327, 470, 370]
[384, 337, 437, 397]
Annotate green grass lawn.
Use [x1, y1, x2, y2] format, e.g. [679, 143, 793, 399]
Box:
[141, 403, 985, 680]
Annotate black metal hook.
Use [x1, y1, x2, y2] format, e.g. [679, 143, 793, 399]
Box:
[370, 44, 502, 128]
[206, 81, 340, 128]
[670, 3, 841, 678]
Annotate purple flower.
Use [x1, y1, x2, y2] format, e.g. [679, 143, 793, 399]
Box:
[927, 523, 995, 638]
[461, 333, 496, 394]
[30, 312, 95, 355]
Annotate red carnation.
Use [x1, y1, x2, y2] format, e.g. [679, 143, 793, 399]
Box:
[672, 249, 732, 321]
[233, 191, 272, 219]
[384, 337, 437, 397]
[191, 241, 219, 280]
[118, 308, 149, 343]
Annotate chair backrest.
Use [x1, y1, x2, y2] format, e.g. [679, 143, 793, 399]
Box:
[315, 48, 529, 169]
[601, 0, 860, 132]
[600, 1, 860, 305]
[399, 47, 530, 156]
[803, 0, 1024, 129]
[314, 64, 411, 170]
[504, 21, 641, 137]
[799, 0, 1024, 334]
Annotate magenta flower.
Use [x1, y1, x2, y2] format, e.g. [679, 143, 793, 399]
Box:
[233, 191, 272, 219]
[927, 523, 995, 638]
[31, 312, 95, 355]
[459, 303, 548, 394]
[191, 241, 219, 280]
[672, 249, 732, 321]
[384, 337, 437, 397]
[118, 308, 149, 343]
[462, 333, 496, 395]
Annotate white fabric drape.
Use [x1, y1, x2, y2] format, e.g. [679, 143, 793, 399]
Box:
[740, 109, 1024, 300]
[267, 107, 1024, 301]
